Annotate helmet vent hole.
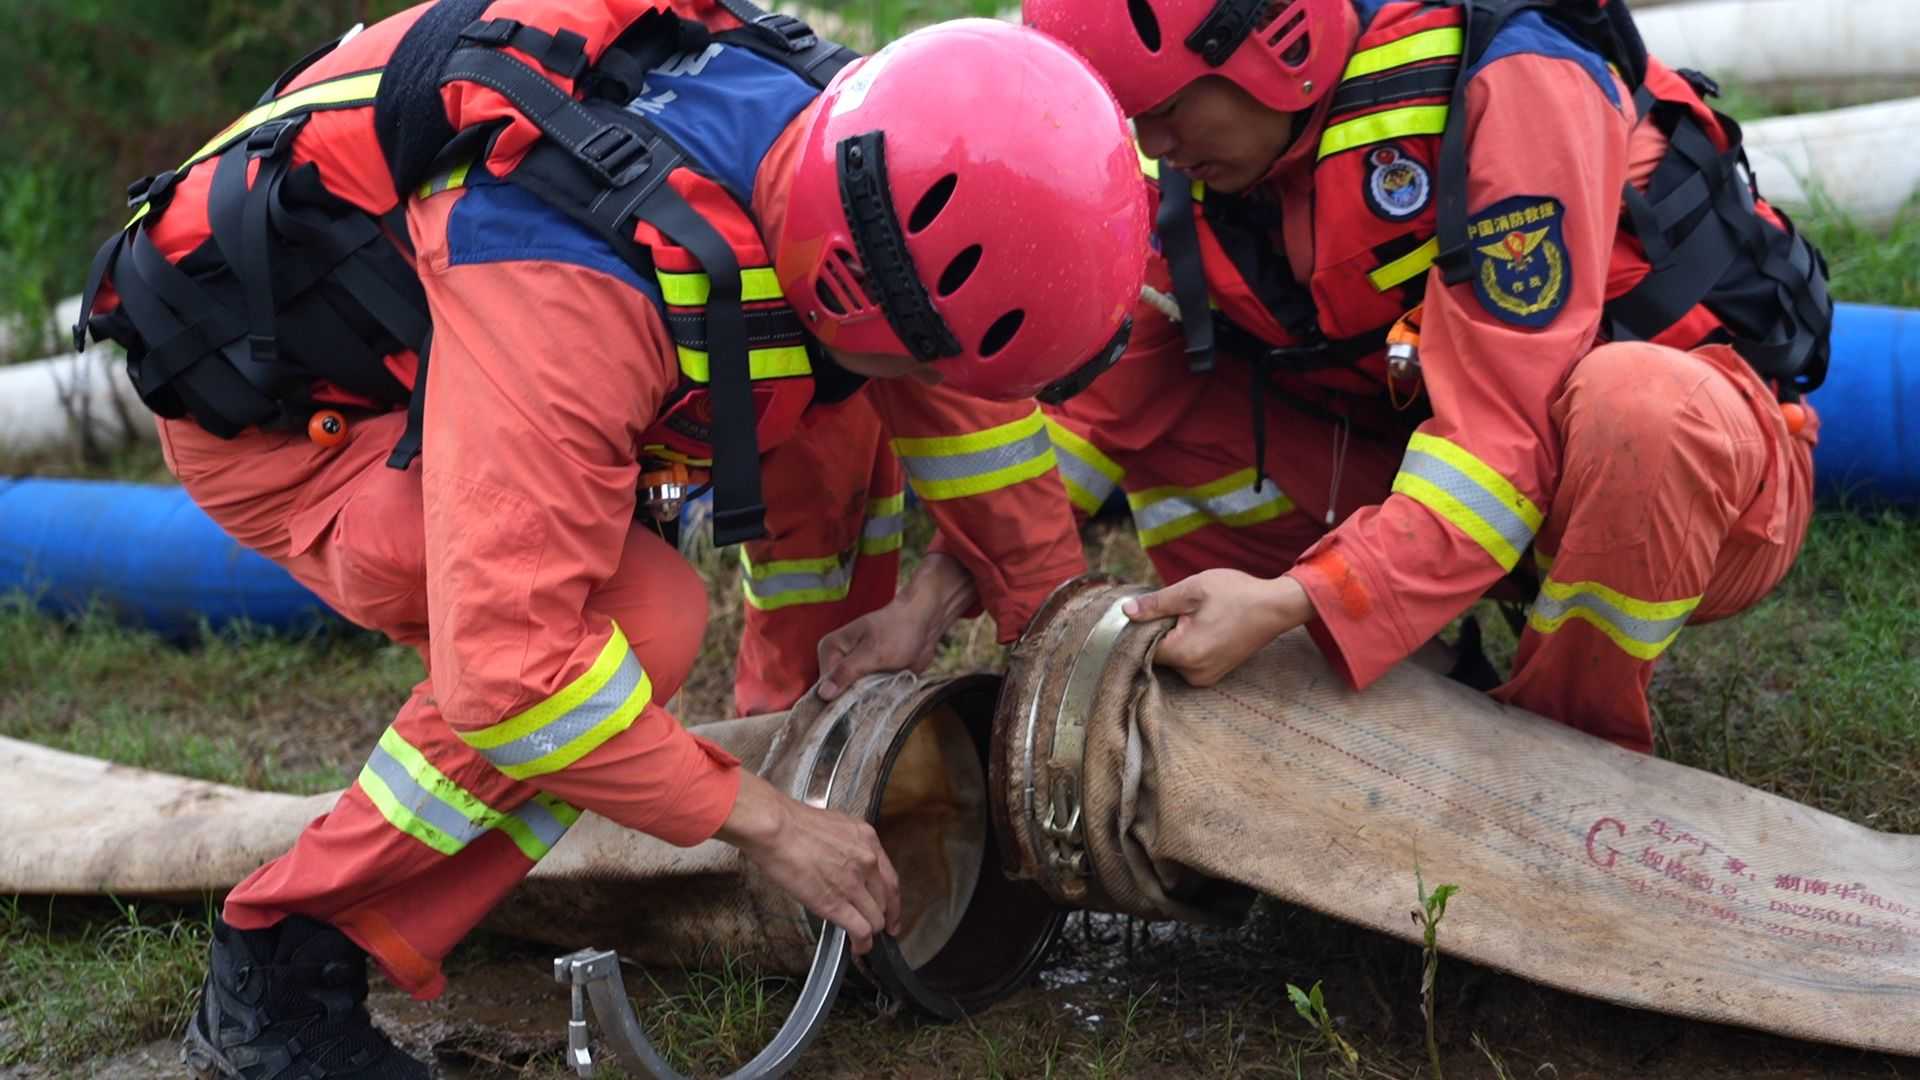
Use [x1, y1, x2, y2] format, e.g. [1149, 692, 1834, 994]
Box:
[1127, 0, 1163, 52]
[938, 245, 983, 298]
[1263, 1, 1309, 62]
[979, 309, 1025, 358]
[815, 278, 848, 316]
[824, 247, 874, 313]
[908, 174, 958, 234]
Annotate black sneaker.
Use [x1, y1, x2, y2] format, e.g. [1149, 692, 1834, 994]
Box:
[182, 915, 432, 1080]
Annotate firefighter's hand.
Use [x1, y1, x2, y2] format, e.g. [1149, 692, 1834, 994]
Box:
[717, 770, 902, 956]
[1123, 569, 1313, 687]
[816, 553, 975, 700]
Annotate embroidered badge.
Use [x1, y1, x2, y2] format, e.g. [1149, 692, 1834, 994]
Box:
[1363, 145, 1431, 222]
[1468, 195, 1570, 328]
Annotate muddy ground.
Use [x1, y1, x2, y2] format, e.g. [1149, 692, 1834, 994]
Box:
[40, 905, 1909, 1080]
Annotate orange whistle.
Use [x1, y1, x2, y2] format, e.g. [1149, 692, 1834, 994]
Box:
[308, 409, 348, 447]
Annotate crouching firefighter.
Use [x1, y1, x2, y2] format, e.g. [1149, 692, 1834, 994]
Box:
[75, 1, 1148, 1075]
[1026, 0, 1832, 751]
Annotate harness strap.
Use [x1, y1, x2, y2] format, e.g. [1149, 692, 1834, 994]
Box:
[1155, 166, 1217, 373]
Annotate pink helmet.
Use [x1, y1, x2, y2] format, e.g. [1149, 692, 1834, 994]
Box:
[1023, 0, 1352, 118]
[776, 19, 1149, 402]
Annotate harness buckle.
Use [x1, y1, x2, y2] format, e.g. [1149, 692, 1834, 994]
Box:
[749, 12, 817, 52]
[245, 117, 304, 160]
[126, 170, 179, 210]
[577, 124, 650, 186]
[459, 18, 521, 46]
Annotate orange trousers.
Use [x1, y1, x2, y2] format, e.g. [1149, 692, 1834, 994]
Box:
[160, 396, 897, 997]
[1047, 341, 1816, 750]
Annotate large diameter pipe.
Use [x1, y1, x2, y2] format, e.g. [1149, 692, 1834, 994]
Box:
[0, 346, 155, 457]
[0, 673, 1060, 1014]
[1740, 98, 1920, 231]
[994, 579, 1920, 1056]
[1632, 0, 1920, 99]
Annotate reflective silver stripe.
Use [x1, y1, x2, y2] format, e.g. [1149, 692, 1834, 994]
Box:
[899, 427, 1053, 484]
[509, 796, 574, 853]
[746, 558, 854, 601]
[1398, 448, 1537, 559]
[478, 652, 647, 770]
[367, 743, 487, 849]
[1054, 444, 1118, 508]
[863, 512, 902, 543]
[1133, 479, 1286, 533]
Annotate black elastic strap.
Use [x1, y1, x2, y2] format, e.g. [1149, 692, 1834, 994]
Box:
[374, 0, 494, 197]
[837, 131, 960, 362]
[1327, 62, 1459, 119]
[439, 47, 654, 186]
[75, 229, 128, 352]
[388, 327, 432, 469]
[1184, 0, 1265, 66]
[633, 184, 767, 546]
[1155, 165, 1216, 372]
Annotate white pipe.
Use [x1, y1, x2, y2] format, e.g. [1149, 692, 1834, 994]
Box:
[0, 346, 155, 456]
[1634, 0, 1920, 92]
[1742, 97, 1920, 229]
[0, 295, 83, 362]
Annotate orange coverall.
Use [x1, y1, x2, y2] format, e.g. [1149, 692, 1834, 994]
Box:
[1048, 35, 1816, 752]
[160, 92, 1083, 998]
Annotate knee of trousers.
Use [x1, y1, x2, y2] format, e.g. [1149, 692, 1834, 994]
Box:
[1557, 342, 1741, 483]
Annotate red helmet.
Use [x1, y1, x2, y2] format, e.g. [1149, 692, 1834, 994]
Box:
[776, 19, 1149, 402]
[1023, 0, 1352, 118]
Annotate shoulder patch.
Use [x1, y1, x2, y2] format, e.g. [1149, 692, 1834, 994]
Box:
[1467, 195, 1569, 329]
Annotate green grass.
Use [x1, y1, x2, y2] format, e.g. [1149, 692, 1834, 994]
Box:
[0, 595, 420, 793]
[0, 897, 211, 1070]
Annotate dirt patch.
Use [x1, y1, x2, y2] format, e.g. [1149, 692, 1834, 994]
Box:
[322, 903, 1920, 1080]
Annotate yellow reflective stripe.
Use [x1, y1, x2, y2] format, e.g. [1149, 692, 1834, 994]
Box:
[1127, 467, 1293, 548]
[128, 70, 385, 227]
[893, 409, 1057, 501]
[657, 267, 785, 306]
[675, 345, 812, 383]
[457, 624, 653, 780]
[739, 549, 854, 611]
[1319, 105, 1450, 160]
[359, 728, 573, 861]
[1341, 27, 1465, 80]
[1528, 578, 1702, 661]
[186, 71, 385, 170]
[1045, 417, 1125, 514]
[860, 492, 906, 556]
[1391, 432, 1543, 571]
[1368, 236, 1440, 292]
[418, 159, 474, 200]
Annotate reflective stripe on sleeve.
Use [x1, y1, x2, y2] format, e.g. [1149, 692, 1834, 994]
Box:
[359, 727, 578, 861]
[739, 550, 854, 610]
[1318, 104, 1450, 159]
[860, 492, 906, 556]
[1045, 417, 1124, 514]
[1390, 432, 1543, 571]
[1127, 467, 1293, 548]
[454, 624, 653, 780]
[892, 409, 1058, 501]
[1340, 27, 1465, 80]
[1527, 579, 1702, 661]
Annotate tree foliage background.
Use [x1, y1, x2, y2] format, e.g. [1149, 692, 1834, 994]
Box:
[0, 0, 413, 329]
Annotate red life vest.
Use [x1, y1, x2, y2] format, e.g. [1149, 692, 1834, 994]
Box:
[1150, 0, 1831, 408]
[76, 0, 857, 544]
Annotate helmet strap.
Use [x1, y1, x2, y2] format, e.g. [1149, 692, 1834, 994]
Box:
[835, 131, 962, 362]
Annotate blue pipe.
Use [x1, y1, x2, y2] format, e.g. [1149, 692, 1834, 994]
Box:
[0, 477, 338, 638]
[1813, 303, 1920, 505]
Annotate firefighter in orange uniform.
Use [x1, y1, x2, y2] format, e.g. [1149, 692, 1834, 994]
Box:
[78, 2, 1145, 1074]
[1024, 0, 1830, 751]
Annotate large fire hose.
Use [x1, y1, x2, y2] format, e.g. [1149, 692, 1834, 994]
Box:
[993, 579, 1920, 1056]
[0, 673, 1061, 1077]
[8, 580, 1920, 1065]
